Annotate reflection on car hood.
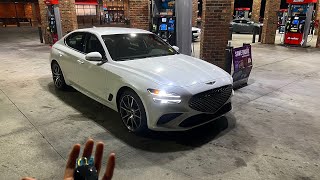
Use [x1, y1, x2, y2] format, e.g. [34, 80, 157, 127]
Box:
[116, 54, 230, 87]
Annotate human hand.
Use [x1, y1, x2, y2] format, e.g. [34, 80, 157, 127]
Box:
[22, 139, 115, 180]
[64, 139, 116, 180]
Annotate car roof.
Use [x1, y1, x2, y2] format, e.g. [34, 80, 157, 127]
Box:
[73, 27, 152, 35]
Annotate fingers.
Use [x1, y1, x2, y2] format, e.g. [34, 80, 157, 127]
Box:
[94, 142, 104, 174]
[64, 144, 81, 179]
[102, 153, 116, 180]
[82, 139, 94, 159]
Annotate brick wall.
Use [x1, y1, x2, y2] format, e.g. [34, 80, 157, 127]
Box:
[192, 0, 198, 27]
[59, 0, 78, 34]
[261, 0, 280, 44]
[200, 0, 233, 69]
[129, 0, 149, 30]
[251, 0, 261, 22]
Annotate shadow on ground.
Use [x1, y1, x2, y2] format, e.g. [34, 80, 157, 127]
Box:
[41, 77, 236, 152]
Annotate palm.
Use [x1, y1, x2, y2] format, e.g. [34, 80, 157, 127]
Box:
[64, 139, 115, 180]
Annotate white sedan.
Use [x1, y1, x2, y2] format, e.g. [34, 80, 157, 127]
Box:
[50, 27, 233, 134]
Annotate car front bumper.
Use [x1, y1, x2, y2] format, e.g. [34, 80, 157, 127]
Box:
[143, 78, 233, 131]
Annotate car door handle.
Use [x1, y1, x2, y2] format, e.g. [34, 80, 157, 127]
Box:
[77, 60, 84, 64]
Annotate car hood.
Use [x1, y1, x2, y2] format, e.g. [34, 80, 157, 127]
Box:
[115, 54, 230, 87]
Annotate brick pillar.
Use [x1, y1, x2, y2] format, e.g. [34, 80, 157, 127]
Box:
[192, 0, 198, 27]
[317, 0, 320, 47]
[231, 0, 234, 17]
[59, 0, 78, 34]
[38, 0, 78, 44]
[129, 0, 149, 30]
[200, 0, 232, 69]
[261, 0, 280, 44]
[251, 0, 261, 23]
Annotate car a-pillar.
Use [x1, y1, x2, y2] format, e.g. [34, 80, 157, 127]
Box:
[38, 0, 78, 44]
[200, 0, 233, 70]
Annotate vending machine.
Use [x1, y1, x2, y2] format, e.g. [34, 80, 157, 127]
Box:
[284, 0, 316, 47]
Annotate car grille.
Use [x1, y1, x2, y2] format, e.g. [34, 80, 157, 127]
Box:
[188, 85, 233, 113]
[180, 102, 232, 128]
[192, 30, 198, 34]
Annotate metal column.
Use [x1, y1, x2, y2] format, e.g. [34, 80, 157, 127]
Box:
[53, 6, 63, 40]
[176, 0, 192, 56]
[302, 3, 314, 47]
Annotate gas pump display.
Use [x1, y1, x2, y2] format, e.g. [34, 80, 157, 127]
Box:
[284, 0, 316, 46]
[151, 0, 176, 45]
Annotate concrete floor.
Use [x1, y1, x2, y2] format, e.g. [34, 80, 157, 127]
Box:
[0, 27, 320, 180]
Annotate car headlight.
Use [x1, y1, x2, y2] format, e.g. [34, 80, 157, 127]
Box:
[147, 89, 181, 104]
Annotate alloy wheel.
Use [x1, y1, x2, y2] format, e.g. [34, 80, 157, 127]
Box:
[52, 64, 63, 88]
[119, 95, 142, 131]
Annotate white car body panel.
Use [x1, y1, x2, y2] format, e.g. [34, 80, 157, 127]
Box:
[50, 27, 233, 131]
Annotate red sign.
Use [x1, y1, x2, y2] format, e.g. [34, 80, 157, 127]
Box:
[284, 32, 303, 45]
[44, 0, 59, 5]
[286, 0, 317, 4]
[235, 8, 250, 11]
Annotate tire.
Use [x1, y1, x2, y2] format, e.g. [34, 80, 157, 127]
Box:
[51, 62, 67, 90]
[118, 90, 148, 134]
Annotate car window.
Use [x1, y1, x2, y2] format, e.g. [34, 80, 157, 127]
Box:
[242, 20, 248, 24]
[65, 32, 85, 52]
[234, 20, 241, 23]
[84, 34, 105, 57]
[102, 33, 177, 61]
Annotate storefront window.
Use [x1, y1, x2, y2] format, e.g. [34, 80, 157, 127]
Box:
[104, 0, 127, 23]
[76, 4, 97, 16]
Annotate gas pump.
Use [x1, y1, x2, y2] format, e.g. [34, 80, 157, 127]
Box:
[235, 8, 250, 19]
[278, 9, 288, 34]
[44, 0, 62, 44]
[284, 0, 316, 47]
[150, 0, 176, 45]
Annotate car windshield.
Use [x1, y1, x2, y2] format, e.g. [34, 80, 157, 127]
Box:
[102, 33, 177, 61]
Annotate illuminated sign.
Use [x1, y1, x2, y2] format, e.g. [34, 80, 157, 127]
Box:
[44, 0, 58, 5]
[286, 0, 317, 4]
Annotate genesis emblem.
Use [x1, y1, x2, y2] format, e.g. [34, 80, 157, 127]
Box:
[206, 81, 216, 85]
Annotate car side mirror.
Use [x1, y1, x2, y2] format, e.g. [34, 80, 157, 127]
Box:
[172, 46, 179, 52]
[85, 52, 103, 61]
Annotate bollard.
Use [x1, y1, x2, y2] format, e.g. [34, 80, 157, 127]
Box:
[225, 43, 233, 74]
[252, 26, 257, 43]
[229, 26, 233, 40]
[258, 25, 263, 42]
[38, 26, 43, 43]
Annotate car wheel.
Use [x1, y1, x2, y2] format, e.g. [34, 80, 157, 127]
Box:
[51, 62, 67, 90]
[119, 90, 148, 134]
